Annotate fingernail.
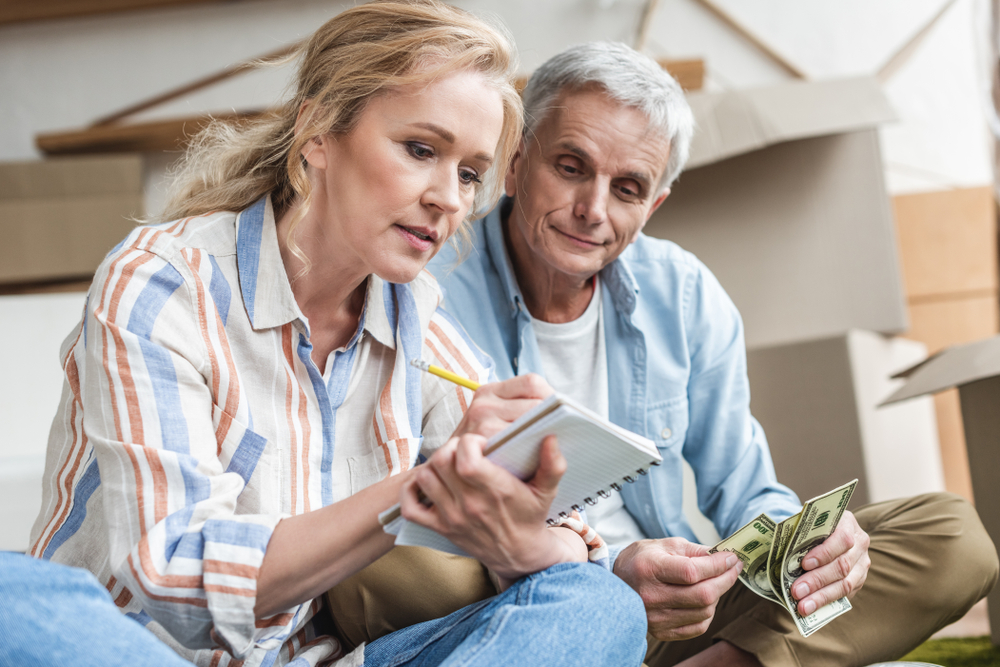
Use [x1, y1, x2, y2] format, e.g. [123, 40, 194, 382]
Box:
[794, 582, 809, 599]
[803, 557, 818, 570]
[726, 555, 737, 569]
[802, 599, 817, 616]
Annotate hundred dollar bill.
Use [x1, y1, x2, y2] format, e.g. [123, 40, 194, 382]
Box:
[779, 479, 858, 637]
[710, 513, 781, 604]
[767, 511, 800, 607]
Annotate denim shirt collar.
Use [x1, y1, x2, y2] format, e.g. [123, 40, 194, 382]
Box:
[482, 197, 641, 319]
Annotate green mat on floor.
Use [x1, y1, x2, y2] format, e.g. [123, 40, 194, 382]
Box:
[902, 636, 1000, 666]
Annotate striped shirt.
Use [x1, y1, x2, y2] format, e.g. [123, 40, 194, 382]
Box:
[28, 196, 493, 667]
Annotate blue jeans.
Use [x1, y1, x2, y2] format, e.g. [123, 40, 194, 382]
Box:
[0, 554, 646, 666]
[364, 562, 648, 666]
[0, 552, 191, 667]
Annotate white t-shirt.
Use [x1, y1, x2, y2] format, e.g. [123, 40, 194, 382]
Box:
[531, 277, 646, 549]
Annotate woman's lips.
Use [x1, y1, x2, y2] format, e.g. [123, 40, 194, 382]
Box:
[396, 224, 435, 251]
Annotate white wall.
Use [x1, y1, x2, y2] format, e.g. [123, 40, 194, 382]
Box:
[0, 0, 992, 550]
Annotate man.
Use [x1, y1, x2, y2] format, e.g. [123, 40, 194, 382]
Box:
[426, 42, 999, 666]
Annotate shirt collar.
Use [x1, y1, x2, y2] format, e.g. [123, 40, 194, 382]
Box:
[483, 196, 641, 318]
[234, 195, 400, 349]
[235, 195, 304, 331]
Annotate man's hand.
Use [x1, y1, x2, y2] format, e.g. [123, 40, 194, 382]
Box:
[790, 510, 870, 617]
[400, 435, 585, 580]
[450, 373, 553, 441]
[614, 538, 742, 641]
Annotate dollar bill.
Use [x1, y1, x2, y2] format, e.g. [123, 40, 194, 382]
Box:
[709, 513, 781, 604]
[767, 511, 800, 603]
[779, 479, 858, 637]
[710, 479, 859, 638]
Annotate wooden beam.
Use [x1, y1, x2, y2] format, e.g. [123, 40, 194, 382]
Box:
[635, 0, 662, 53]
[0, 0, 230, 26]
[36, 111, 266, 155]
[691, 0, 807, 79]
[92, 42, 301, 127]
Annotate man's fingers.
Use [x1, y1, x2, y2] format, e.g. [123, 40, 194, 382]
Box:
[652, 549, 740, 586]
[795, 550, 870, 616]
[528, 436, 566, 497]
[801, 512, 861, 570]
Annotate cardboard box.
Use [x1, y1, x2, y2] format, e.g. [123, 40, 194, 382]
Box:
[747, 330, 943, 507]
[906, 293, 1000, 355]
[883, 335, 1000, 645]
[646, 77, 906, 349]
[893, 187, 998, 299]
[0, 154, 143, 288]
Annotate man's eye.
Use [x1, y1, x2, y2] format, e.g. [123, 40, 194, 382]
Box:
[407, 142, 434, 159]
[616, 183, 640, 198]
[459, 169, 482, 186]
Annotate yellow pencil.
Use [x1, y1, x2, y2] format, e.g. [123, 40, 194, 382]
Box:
[409, 359, 481, 391]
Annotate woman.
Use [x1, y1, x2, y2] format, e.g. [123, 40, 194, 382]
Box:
[19, 2, 646, 666]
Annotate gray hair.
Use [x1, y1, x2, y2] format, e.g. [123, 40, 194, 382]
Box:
[521, 42, 694, 190]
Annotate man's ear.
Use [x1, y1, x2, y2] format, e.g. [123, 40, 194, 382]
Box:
[504, 139, 527, 198]
[632, 187, 671, 241]
[645, 187, 671, 223]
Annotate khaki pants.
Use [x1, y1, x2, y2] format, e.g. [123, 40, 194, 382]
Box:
[326, 493, 998, 666]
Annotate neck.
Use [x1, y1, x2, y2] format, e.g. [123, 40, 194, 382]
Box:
[276, 198, 368, 349]
[502, 209, 595, 324]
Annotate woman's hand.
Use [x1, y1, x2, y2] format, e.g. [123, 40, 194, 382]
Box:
[400, 435, 586, 581]
[450, 373, 553, 441]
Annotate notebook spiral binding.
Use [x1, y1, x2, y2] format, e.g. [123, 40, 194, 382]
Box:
[545, 458, 659, 526]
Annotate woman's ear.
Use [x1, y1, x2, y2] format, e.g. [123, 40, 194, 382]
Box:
[296, 100, 328, 170]
[301, 135, 328, 170]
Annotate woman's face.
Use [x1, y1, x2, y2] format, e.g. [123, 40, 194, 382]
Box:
[303, 68, 505, 284]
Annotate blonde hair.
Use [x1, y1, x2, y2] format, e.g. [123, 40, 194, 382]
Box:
[159, 0, 521, 265]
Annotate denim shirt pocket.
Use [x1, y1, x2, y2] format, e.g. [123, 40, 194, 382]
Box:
[646, 395, 689, 452]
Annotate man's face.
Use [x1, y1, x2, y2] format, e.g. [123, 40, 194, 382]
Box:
[504, 87, 672, 284]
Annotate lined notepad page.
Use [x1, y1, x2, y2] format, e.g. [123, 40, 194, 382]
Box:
[392, 394, 661, 554]
[485, 399, 659, 523]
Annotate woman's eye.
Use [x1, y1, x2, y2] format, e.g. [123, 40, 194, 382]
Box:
[459, 169, 482, 186]
[407, 142, 434, 159]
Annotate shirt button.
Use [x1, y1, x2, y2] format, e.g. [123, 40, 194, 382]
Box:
[660, 427, 672, 440]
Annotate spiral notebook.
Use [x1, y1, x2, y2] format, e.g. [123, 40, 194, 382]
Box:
[379, 393, 663, 556]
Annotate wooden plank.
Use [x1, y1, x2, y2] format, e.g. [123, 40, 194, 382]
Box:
[514, 58, 705, 97]
[893, 186, 999, 298]
[36, 111, 265, 155]
[92, 43, 300, 127]
[0, 0, 226, 25]
[657, 58, 705, 92]
[0, 277, 92, 296]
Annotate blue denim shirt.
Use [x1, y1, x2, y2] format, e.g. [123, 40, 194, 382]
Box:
[428, 200, 801, 564]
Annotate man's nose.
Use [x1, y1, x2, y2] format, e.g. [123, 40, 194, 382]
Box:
[573, 179, 609, 223]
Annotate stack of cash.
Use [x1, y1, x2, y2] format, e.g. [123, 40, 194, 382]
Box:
[709, 479, 858, 637]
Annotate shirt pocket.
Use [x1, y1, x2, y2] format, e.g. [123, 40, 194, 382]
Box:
[212, 402, 277, 512]
[646, 395, 689, 452]
[348, 437, 423, 495]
